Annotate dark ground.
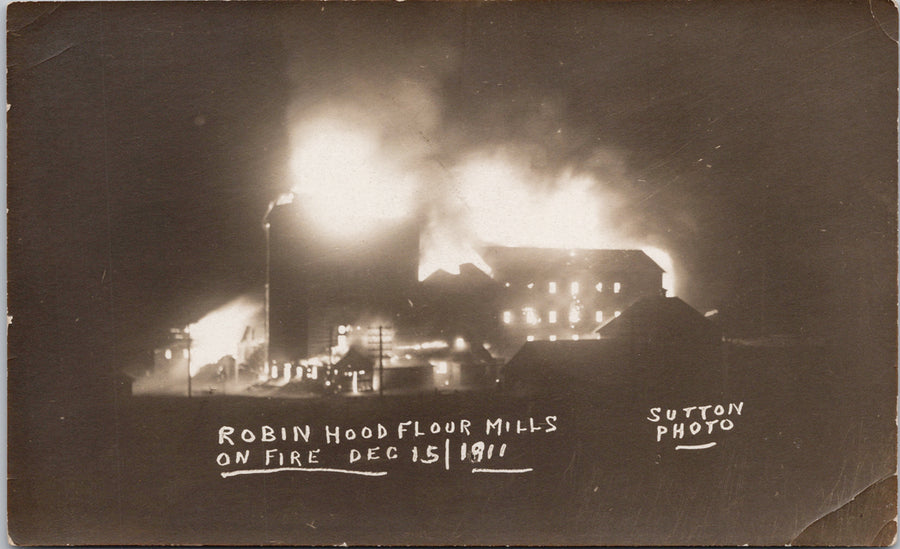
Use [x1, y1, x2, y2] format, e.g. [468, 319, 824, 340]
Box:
[8, 339, 896, 546]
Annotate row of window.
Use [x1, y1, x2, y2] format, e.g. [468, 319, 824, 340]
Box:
[502, 307, 621, 325]
[504, 281, 622, 295]
[163, 348, 190, 360]
[526, 334, 596, 342]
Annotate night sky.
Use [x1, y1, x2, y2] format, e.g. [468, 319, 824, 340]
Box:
[8, 0, 898, 382]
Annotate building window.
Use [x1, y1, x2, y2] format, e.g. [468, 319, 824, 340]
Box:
[549, 281, 557, 294]
[549, 335, 557, 342]
[614, 310, 621, 318]
[548, 310, 557, 324]
[164, 349, 172, 360]
[526, 335, 535, 342]
[503, 311, 512, 324]
[614, 282, 621, 294]
[595, 310, 603, 323]
[570, 281, 580, 295]
[572, 334, 580, 341]
[568, 303, 581, 324]
[527, 282, 534, 289]
[595, 282, 603, 292]
[524, 307, 539, 325]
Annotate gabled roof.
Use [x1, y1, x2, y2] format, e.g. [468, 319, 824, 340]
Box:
[421, 262, 499, 289]
[334, 348, 375, 371]
[502, 339, 632, 387]
[597, 296, 720, 343]
[480, 246, 664, 280]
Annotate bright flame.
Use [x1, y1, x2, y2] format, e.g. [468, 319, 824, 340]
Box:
[289, 116, 419, 238]
[187, 296, 263, 376]
[641, 246, 676, 296]
[452, 152, 622, 249]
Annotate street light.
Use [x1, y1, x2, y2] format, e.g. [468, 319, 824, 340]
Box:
[262, 192, 295, 376]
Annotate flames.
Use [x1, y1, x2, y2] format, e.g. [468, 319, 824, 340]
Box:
[187, 296, 263, 376]
[285, 84, 677, 295]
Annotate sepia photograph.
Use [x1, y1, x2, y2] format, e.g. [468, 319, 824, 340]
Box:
[7, 0, 898, 545]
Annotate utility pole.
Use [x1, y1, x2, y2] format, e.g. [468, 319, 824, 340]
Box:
[379, 325, 384, 397]
[186, 327, 192, 398]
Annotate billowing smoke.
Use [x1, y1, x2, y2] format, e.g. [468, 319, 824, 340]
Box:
[283, 73, 678, 293]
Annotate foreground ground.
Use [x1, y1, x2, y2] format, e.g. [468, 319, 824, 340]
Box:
[9, 340, 897, 545]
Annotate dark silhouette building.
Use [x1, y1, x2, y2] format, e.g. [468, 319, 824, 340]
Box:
[267, 200, 420, 363]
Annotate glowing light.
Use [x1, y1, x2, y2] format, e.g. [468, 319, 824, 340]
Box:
[526, 335, 535, 342]
[614, 310, 621, 318]
[182, 349, 189, 360]
[568, 303, 581, 324]
[526, 282, 534, 289]
[642, 246, 676, 296]
[570, 281, 579, 295]
[452, 152, 623, 250]
[418, 220, 493, 280]
[614, 282, 621, 294]
[549, 282, 557, 294]
[453, 337, 466, 351]
[595, 311, 603, 323]
[548, 311, 557, 324]
[503, 311, 512, 324]
[187, 295, 263, 376]
[164, 349, 172, 360]
[434, 361, 449, 374]
[595, 282, 603, 292]
[524, 307, 539, 325]
[549, 335, 557, 342]
[289, 117, 418, 238]
[271, 366, 279, 379]
[338, 325, 347, 335]
[572, 334, 579, 341]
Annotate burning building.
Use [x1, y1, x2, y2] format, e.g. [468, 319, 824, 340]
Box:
[267, 194, 667, 365]
[481, 246, 665, 354]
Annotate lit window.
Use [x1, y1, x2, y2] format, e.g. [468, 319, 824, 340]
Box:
[164, 349, 172, 360]
[549, 281, 557, 294]
[595, 282, 603, 292]
[595, 311, 603, 323]
[183, 349, 190, 359]
[572, 334, 580, 341]
[549, 335, 557, 342]
[548, 311, 557, 324]
[503, 311, 512, 324]
[504, 282, 511, 288]
[569, 303, 581, 324]
[271, 365, 279, 379]
[524, 307, 539, 325]
[526, 335, 535, 342]
[570, 281, 579, 295]
[614, 310, 621, 318]
[338, 325, 347, 335]
[434, 361, 448, 374]
[614, 282, 621, 294]
[527, 282, 534, 289]
[454, 337, 466, 351]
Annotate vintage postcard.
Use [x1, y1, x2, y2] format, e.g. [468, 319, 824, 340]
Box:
[7, 0, 898, 545]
